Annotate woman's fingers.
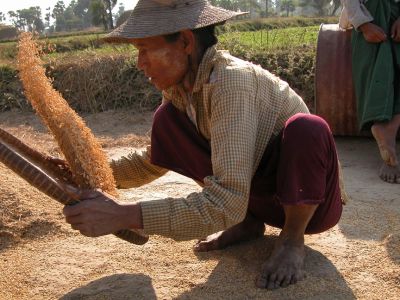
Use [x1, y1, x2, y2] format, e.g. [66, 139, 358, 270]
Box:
[391, 20, 400, 42]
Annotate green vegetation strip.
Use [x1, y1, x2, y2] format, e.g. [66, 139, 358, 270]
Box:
[1, 17, 333, 113]
[219, 26, 320, 50]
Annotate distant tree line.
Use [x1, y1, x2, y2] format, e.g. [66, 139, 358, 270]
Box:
[0, 0, 342, 34]
[210, 0, 341, 17]
[1, 0, 125, 34]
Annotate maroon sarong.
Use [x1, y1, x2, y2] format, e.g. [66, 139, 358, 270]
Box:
[151, 102, 342, 234]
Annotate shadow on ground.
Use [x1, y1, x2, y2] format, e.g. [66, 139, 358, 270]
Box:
[176, 235, 356, 300]
[61, 274, 156, 300]
[385, 233, 400, 265]
[335, 137, 400, 265]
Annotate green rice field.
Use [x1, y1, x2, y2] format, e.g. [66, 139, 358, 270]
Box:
[219, 26, 320, 51]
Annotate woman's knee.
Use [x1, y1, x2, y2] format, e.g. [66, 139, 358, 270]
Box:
[284, 113, 331, 139]
[281, 113, 334, 152]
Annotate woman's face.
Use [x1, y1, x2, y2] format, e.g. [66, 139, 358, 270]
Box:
[132, 35, 189, 91]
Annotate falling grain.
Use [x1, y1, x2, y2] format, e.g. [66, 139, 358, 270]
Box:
[16, 32, 117, 196]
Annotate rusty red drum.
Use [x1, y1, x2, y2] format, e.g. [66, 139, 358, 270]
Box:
[315, 23, 365, 137]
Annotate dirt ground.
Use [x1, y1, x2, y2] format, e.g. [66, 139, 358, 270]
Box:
[0, 109, 399, 300]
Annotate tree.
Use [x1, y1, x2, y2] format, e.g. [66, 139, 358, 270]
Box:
[8, 11, 23, 30]
[7, 7, 44, 33]
[331, 0, 341, 16]
[64, 3, 82, 31]
[91, 0, 117, 30]
[45, 7, 51, 29]
[281, 0, 296, 17]
[104, 0, 117, 29]
[262, 0, 282, 16]
[0, 12, 6, 23]
[114, 2, 125, 22]
[116, 9, 131, 27]
[52, 0, 66, 31]
[263, 0, 281, 17]
[209, 1, 233, 10]
[299, 0, 332, 16]
[20, 7, 44, 32]
[273, 0, 281, 15]
[91, 0, 108, 29]
[74, 0, 93, 28]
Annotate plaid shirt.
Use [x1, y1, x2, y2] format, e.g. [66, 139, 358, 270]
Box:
[111, 46, 310, 240]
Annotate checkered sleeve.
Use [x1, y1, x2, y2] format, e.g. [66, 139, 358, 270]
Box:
[110, 147, 168, 189]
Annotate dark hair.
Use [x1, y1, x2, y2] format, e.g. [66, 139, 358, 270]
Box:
[163, 32, 181, 43]
[163, 24, 218, 54]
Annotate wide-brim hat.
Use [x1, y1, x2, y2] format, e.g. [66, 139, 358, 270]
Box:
[104, 0, 247, 42]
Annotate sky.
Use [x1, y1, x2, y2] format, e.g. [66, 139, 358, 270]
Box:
[1, 0, 139, 24]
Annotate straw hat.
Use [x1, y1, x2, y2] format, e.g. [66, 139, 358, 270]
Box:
[104, 0, 246, 42]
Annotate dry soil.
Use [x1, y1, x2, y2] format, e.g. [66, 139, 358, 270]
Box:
[0, 109, 399, 300]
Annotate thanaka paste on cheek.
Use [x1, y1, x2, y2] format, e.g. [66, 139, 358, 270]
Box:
[147, 48, 186, 80]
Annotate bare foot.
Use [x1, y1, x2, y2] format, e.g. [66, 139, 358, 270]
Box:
[371, 116, 400, 184]
[371, 121, 398, 167]
[193, 213, 265, 252]
[255, 235, 306, 289]
[379, 163, 400, 184]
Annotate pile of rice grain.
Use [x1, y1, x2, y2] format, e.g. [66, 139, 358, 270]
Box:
[16, 32, 117, 196]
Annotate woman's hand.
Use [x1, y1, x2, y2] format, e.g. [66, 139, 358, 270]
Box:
[62, 189, 142, 237]
[45, 155, 74, 183]
[391, 18, 400, 42]
[359, 22, 387, 43]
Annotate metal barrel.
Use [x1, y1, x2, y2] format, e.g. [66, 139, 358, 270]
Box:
[315, 24, 363, 136]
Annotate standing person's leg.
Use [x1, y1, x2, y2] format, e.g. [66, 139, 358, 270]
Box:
[371, 1, 400, 183]
[352, 0, 400, 183]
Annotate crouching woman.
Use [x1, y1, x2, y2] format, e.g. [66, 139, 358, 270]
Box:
[63, 0, 346, 290]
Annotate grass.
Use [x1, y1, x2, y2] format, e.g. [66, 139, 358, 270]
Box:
[0, 25, 320, 66]
[0, 16, 336, 65]
[44, 44, 136, 62]
[0, 33, 109, 64]
[0, 16, 336, 112]
[219, 26, 320, 51]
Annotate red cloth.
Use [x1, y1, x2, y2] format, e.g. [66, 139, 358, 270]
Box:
[151, 102, 342, 234]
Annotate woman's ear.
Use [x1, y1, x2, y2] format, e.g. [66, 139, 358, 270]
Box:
[180, 30, 196, 55]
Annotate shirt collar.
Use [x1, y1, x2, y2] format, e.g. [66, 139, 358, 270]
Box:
[192, 46, 218, 93]
[162, 46, 218, 109]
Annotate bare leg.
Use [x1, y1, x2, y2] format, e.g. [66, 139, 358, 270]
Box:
[255, 204, 318, 289]
[371, 114, 400, 183]
[193, 212, 265, 252]
[195, 204, 318, 290]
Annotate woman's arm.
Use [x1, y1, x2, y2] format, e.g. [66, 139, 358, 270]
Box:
[341, 0, 386, 43]
[340, 0, 374, 30]
[358, 22, 387, 43]
[110, 147, 168, 189]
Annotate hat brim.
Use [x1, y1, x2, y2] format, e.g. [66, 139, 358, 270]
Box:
[103, 2, 247, 43]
